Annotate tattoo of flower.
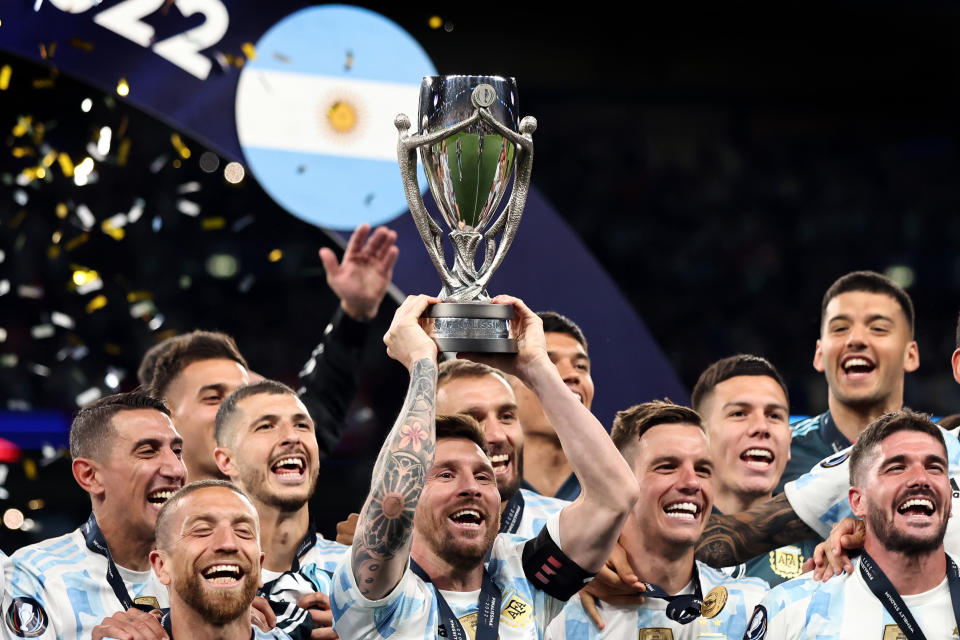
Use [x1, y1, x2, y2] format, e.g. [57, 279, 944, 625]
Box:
[398, 420, 428, 451]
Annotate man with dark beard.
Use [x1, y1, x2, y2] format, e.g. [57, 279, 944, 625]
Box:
[214, 381, 341, 639]
[745, 410, 958, 640]
[332, 294, 639, 639]
[93, 480, 293, 640]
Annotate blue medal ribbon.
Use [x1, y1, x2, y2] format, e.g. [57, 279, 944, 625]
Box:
[640, 564, 703, 624]
[499, 491, 525, 535]
[82, 512, 145, 612]
[410, 559, 502, 640]
[859, 551, 960, 640]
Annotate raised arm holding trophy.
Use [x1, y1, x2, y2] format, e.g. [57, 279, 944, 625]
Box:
[395, 75, 537, 353]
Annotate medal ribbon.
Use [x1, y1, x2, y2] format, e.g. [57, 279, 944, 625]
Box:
[410, 559, 502, 640]
[640, 564, 703, 625]
[859, 551, 960, 640]
[82, 512, 149, 612]
[499, 491, 525, 535]
[259, 523, 319, 596]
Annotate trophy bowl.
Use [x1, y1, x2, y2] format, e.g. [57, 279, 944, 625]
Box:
[395, 75, 536, 353]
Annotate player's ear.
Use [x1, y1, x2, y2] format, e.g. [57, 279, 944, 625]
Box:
[214, 447, 236, 478]
[149, 549, 172, 586]
[902, 340, 919, 373]
[72, 457, 103, 497]
[813, 339, 825, 373]
[951, 349, 960, 385]
[849, 486, 865, 518]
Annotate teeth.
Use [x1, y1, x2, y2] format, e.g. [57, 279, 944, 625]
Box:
[273, 457, 304, 471]
[202, 564, 241, 581]
[899, 498, 934, 513]
[451, 509, 481, 520]
[148, 490, 174, 503]
[843, 357, 872, 370]
[743, 449, 772, 460]
[665, 502, 699, 519]
[489, 455, 509, 466]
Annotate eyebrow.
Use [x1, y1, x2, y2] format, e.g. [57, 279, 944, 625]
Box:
[197, 383, 228, 398]
[183, 513, 257, 528]
[881, 453, 948, 467]
[721, 401, 789, 413]
[827, 313, 895, 325]
[132, 437, 182, 450]
[547, 350, 591, 363]
[248, 413, 314, 427]
[463, 403, 519, 414]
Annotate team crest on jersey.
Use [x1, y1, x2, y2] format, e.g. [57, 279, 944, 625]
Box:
[881, 624, 906, 640]
[5, 597, 48, 638]
[769, 545, 805, 579]
[743, 605, 767, 640]
[500, 593, 533, 628]
[638, 628, 674, 640]
[820, 451, 849, 468]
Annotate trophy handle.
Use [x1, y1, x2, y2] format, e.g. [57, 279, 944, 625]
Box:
[395, 112, 481, 294]
[475, 114, 537, 283]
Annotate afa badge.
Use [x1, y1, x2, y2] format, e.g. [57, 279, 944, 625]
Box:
[769, 545, 805, 579]
[638, 629, 674, 640]
[5, 597, 48, 638]
[881, 624, 906, 640]
[500, 594, 533, 628]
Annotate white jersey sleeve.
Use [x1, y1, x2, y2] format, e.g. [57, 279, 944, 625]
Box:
[514, 489, 568, 540]
[4, 529, 168, 640]
[784, 427, 960, 548]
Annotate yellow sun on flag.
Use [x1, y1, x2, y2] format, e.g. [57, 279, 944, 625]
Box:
[327, 100, 357, 133]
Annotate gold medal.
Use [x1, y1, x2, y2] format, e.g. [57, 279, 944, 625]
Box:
[133, 596, 160, 610]
[881, 623, 906, 640]
[700, 585, 728, 619]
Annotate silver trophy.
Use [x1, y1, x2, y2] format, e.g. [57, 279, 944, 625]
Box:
[395, 75, 536, 353]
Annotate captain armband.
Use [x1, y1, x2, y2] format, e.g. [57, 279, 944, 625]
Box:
[520, 525, 594, 601]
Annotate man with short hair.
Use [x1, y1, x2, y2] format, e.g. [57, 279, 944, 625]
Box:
[696, 271, 920, 569]
[437, 359, 568, 538]
[747, 410, 957, 639]
[692, 354, 816, 585]
[547, 400, 768, 639]
[332, 294, 638, 638]
[514, 310, 595, 501]
[94, 480, 295, 639]
[782, 270, 919, 485]
[214, 380, 342, 639]
[147, 223, 399, 482]
[4, 391, 186, 640]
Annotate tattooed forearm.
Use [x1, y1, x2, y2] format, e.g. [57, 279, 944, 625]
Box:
[695, 493, 819, 567]
[352, 358, 437, 597]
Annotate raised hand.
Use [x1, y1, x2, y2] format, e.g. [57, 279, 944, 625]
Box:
[320, 224, 399, 321]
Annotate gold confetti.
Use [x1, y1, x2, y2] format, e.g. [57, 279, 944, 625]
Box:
[12, 116, 30, 137]
[117, 138, 131, 166]
[32, 78, 54, 89]
[18, 167, 42, 182]
[34, 167, 46, 180]
[56, 202, 68, 219]
[170, 133, 191, 159]
[172, 158, 182, 168]
[242, 42, 256, 60]
[41, 150, 56, 167]
[429, 16, 443, 29]
[0, 65, 10, 91]
[23, 459, 37, 481]
[85, 295, 107, 313]
[116, 77, 129, 96]
[69, 38, 94, 52]
[345, 50, 354, 71]
[65, 233, 89, 251]
[201, 217, 226, 230]
[72, 267, 99, 286]
[11, 147, 34, 158]
[126, 291, 153, 303]
[47, 245, 60, 259]
[58, 152, 75, 177]
[51, 231, 62, 244]
[268, 249, 283, 262]
[101, 219, 125, 240]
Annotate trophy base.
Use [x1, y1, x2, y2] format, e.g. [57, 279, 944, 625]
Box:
[423, 302, 516, 353]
